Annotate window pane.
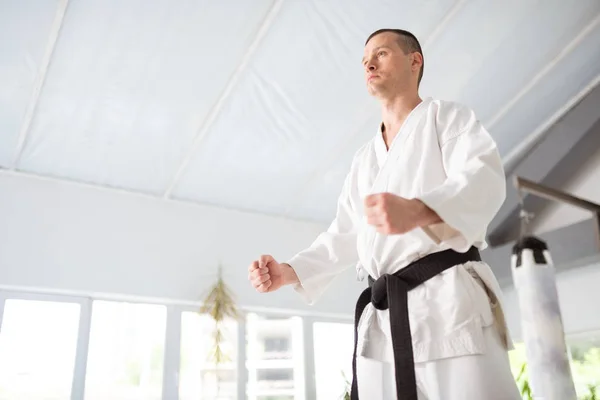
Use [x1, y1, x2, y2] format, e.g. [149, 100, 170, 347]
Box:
[508, 342, 528, 378]
[0, 299, 80, 400]
[568, 333, 600, 397]
[510, 336, 600, 398]
[84, 301, 166, 400]
[313, 322, 354, 400]
[179, 312, 238, 400]
[246, 314, 304, 400]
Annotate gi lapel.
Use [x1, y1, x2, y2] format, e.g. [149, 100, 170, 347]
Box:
[364, 98, 432, 268]
[369, 97, 431, 194]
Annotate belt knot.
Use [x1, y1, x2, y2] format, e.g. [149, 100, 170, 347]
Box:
[370, 273, 409, 311]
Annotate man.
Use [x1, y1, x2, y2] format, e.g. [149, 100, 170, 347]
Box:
[248, 29, 521, 399]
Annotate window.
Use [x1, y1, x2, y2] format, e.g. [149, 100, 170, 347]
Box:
[257, 369, 294, 381]
[83, 301, 166, 400]
[264, 337, 290, 354]
[0, 299, 80, 400]
[246, 313, 304, 400]
[568, 333, 600, 397]
[179, 311, 238, 400]
[508, 341, 528, 378]
[313, 322, 354, 400]
[509, 335, 600, 398]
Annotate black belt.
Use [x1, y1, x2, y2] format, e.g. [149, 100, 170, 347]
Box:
[350, 246, 482, 399]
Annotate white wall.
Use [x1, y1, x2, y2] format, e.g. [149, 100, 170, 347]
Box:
[501, 260, 600, 342]
[2, 171, 599, 332]
[0, 172, 364, 317]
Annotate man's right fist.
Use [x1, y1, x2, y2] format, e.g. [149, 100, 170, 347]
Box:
[248, 255, 284, 293]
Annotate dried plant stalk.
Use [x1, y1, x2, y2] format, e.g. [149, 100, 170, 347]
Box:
[199, 265, 240, 396]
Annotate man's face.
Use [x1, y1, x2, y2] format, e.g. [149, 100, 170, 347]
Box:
[362, 32, 418, 97]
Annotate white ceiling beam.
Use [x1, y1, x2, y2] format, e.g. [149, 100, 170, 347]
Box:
[11, 0, 70, 169]
[503, 73, 600, 174]
[0, 168, 320, 226]
[162, 0, 284, 199]
[486, 13, 600, 130]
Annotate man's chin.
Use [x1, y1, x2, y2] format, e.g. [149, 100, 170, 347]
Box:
[366, 85, 383, 97]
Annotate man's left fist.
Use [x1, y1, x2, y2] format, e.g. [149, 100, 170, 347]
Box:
[364, 193, 435, 235]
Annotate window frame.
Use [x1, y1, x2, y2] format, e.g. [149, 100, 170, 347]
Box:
[0, 288, 353, 400]
[0, 289, 92, 400]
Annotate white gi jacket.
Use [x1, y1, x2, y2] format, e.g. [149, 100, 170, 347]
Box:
[288, 97, 513, 364]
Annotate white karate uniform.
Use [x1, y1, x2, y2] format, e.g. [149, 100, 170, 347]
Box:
[287, 97, 521, 399]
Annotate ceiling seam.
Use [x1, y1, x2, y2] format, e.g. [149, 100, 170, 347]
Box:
[422, 0, 469, 48]
[0, 168, 326, 227]
[486, 13, 600, 130]
[11, 0, 70, 169]
[502, 73, 600, 175]
[280, 0, 468, 219]
[162, 0, 284, 199]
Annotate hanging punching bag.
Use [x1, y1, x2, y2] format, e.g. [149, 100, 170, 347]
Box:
[511, 236, 577, 400]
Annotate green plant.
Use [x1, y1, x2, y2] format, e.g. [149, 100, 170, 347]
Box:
[516, 362, 533, 400]
[515, 361, 599, 400]
[341, 370, 351, 399]
[581, 384, 598, 400]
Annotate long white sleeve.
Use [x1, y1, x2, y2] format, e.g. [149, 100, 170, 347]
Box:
[417, 117, 506, 252]
[287, 171, 360, 305]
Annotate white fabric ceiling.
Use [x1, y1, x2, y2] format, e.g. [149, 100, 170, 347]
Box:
[1, 0, 600, 223]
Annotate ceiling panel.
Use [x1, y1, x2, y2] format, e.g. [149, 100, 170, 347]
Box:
[285, 111, 381, 222]
[287, 158, 356, 223]
[0, 0, 598, 224]
[0, 0, 62, 167]
[456, 0, 600, 128]
[491, 21, 600, 157]
[171, 0, 457, 212]
[16, 0, 274, 194]
[419, 0, 540, 102]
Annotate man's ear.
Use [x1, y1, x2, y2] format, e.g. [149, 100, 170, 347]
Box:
[411, 52, 423, 71]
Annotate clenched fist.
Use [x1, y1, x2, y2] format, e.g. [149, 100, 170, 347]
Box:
[248, 255, 298, 293]
[364, 193, 441, 234]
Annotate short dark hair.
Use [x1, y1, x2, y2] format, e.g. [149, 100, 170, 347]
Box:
[365, 29, 424, 85]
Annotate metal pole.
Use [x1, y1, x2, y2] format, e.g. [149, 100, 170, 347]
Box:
[513, 175, 600, 248]
[513, 176, 600, 213]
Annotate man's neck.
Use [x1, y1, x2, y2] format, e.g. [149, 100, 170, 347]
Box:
[380, 93, 422, 150]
